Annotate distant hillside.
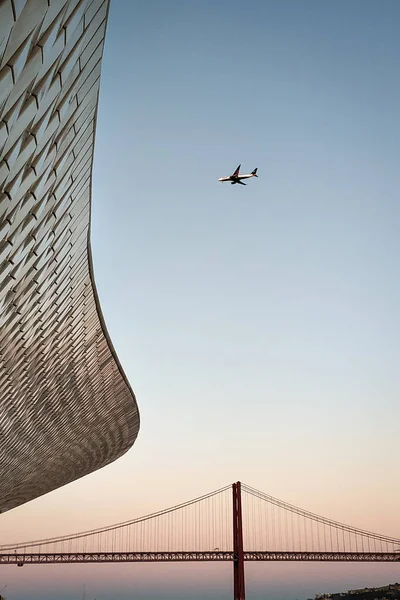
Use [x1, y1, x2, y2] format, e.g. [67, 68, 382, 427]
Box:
[311, 583, 400, 600]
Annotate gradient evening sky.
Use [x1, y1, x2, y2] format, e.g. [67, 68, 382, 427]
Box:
[1, 1, 400, 599]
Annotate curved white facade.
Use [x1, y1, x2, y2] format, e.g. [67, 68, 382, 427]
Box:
[0, 0, 140, 512]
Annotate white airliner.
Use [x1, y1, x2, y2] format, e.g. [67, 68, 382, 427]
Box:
[218, 164, 258, 185]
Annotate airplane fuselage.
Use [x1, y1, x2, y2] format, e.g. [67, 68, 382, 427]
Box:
[218, 173, 255, 182]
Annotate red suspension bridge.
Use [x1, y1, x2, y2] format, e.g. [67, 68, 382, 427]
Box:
[1, 482, 399, 600]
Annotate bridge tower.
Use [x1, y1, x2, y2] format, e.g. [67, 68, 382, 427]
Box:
[232, 482, 245, 600]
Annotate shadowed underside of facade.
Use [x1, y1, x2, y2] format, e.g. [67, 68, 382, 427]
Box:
[0, 0, 140, 512]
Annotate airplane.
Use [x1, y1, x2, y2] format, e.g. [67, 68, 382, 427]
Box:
[218, 164, 258, 185]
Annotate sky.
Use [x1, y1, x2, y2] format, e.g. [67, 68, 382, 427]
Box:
[1, 0, 400, 598]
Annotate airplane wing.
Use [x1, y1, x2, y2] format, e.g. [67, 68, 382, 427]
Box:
[237, 180, 246, 185]
[232, 164, 241, 177]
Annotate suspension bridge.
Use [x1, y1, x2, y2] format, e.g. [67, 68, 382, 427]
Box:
[1, 482, 399, 600]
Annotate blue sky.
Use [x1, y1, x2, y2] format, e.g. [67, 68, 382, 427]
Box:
[1, 1, 400, 599]
[90, 0, 400, 508]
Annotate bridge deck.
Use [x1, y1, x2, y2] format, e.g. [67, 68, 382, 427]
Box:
[1, 551, 399, 565]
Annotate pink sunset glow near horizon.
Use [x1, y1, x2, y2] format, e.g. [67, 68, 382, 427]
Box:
[1, 563, 400, 600]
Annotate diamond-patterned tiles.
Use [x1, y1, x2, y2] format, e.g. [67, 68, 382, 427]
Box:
[0, 0, 140, 512]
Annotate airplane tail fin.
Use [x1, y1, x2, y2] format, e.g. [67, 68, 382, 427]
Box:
[252, 168, 258, 177]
